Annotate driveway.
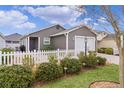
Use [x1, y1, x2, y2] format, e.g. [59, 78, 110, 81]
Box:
[97, 53, 119, 65]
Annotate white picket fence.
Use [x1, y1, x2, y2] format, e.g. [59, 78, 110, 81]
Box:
[0, 49, 75, 66]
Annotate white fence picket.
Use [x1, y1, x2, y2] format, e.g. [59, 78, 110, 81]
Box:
[0, 49, 75, 66]
[10, 52, 13, 65]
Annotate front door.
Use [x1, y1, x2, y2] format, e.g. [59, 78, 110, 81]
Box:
[30, 37, 38, 51]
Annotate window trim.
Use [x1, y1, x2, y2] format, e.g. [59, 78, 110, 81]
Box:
[43, 37, 50, 45]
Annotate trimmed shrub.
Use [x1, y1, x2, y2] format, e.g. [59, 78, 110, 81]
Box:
[96, 56, 107, 66]
[88, 51, 96, 55]
[100, 48, 106, 53]
[0, 65, 33, 88]
[35, 63, 63, 81]
[41, 45, 55, 50]
[0, 48, 14, 53]
[105, 48, 113, 55]
[77, 52, 85, 64]
[82, 54, 97, 68]
[97, 48, 113, 55]
[97, 48, 105, 53]
[48, 55, 58, 64]
[60, 58, 81, 74]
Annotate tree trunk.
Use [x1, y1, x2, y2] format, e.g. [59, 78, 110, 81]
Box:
[119, 46, 124, 87]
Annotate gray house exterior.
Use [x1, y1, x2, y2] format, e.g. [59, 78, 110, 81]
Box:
[51, 26, 96, 50]
[21, 24, 96, 53]
[21, 24, 65, 51]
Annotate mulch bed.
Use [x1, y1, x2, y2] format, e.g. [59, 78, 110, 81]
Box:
[89, 81, 120, 88]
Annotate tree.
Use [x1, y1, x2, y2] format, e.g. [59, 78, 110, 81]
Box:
[102, 6, 124, 87]
[74, 5, 124, 87]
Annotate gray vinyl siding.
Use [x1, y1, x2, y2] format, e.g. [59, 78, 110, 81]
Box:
[51, 35, 66, 49]
[68, 27, 96, 49]
[21, 25, 65, 49]
[51, 27, 96, 50]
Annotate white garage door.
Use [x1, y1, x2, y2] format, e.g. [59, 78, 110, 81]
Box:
[75, 36, 95, 54]
[87, 37, 96, 51]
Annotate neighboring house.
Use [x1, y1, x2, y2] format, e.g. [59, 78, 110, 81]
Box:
[94, 30, 117, 49]
[95, 31, 109, 41]
[0, 33, 5, 49]
[20, 24, 97, 54]
[97, 34, 117, 49]
[5, 33, 22, 51]
[97, 32, 119, 54]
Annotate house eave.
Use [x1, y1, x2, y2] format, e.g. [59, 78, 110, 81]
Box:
[21, 24, 65, 40]
[50, 25, 97, 37]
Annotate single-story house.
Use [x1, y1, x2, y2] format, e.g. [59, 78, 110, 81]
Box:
[5, 33, 22, 51]
[20, 24, 97, 54]
[0, 33, 6, 49]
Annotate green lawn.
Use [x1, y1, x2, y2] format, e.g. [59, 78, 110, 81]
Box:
[41, 64, 119, 88]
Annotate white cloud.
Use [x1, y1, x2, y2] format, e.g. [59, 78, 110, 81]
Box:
[16, 22, 36, 29]
[0, 10, 36, 29]
[93, 23, 99, 26]
[83, 18, 92, 25]
[98, 17, 107, 23]
[23, 6, 86, 26]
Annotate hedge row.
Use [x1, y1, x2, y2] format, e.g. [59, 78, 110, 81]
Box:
[78, 52, 107, 68]
[0, 65, 33, 88]
[97, 48, 113, 55]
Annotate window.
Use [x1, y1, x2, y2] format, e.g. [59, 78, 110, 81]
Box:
[6, 41, 19, 44]
[13, 41, 19, 44]
[43, 37, 50, 45]
[6, 41, 11, 43]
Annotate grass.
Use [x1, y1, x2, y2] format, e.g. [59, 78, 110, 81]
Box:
[40, 64, 119, 88]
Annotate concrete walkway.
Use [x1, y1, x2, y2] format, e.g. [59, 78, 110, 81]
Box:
[97, 53, 119, 65]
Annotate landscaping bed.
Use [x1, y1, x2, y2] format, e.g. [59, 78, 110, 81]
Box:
[0, 52, 119, 88]
[89, 81, 120, 88]
[36, 64, 119, 88]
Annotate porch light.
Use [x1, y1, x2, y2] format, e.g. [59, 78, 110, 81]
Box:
[64, 67, 68, 76]
[82, 62, 86, 66]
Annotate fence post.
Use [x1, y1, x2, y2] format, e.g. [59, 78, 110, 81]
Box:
[57, 49, 60, 64]
[0, 51, 2, 65]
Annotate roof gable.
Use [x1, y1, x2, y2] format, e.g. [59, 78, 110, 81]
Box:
[21, 24, 65, 39]
[5, 33, 22, 41]
[50, 25, 96, 37]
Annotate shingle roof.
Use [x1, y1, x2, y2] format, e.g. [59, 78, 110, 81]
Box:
[50, 25, 96, 37]
[102, 34, 115, 40]
[5, 33, 22, 41]
[94, 30, 112, 34]
[21, 24, 65, 40]
[107, 34, 115, 38]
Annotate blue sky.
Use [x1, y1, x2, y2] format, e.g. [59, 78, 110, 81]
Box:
[0, 5, 123, 35]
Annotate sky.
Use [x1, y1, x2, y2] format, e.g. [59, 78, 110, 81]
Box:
[0, 5, 123, 35]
